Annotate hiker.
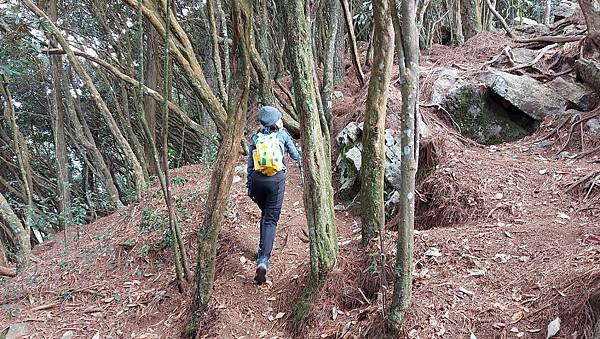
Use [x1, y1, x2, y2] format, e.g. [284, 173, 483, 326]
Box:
[247, 106, 302, 284]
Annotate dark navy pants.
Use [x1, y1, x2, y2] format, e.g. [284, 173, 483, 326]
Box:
[249, 171, 286, 267]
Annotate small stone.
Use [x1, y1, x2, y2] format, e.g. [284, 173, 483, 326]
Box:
[61, 331, 75, 339]
[3, 323, 30, 339]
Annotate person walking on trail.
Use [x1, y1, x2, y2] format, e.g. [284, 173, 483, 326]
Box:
[247, 106, 302, 284]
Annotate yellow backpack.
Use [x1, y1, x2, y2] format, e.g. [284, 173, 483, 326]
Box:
[252, 132, 284, 176]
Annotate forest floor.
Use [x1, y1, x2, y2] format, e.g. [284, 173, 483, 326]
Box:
[2, 32, 600, 338]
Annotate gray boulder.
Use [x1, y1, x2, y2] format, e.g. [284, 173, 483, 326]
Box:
[336, 122, 428, 199]
[547, 76, 599, 111]
[442, 84, 530, 144]
[430, 69, 467, 105]
[0, 323, 30, 339]
[553, 0, 579, 20]
[587, 118, 600, 135]
[480, 70, 567, 120]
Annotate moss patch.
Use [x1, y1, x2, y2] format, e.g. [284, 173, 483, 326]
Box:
[444, 84, 530, 144]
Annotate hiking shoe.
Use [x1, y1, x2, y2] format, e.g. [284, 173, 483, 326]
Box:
[254, 263, 267, 284]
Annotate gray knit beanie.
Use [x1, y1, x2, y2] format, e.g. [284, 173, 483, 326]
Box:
[258, 106, 282, 127]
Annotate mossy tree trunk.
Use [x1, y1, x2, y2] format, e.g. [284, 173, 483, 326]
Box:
[47, 0, 72, 237]
[447, 0, 465, 46]
[276, 0, 339, 323]
[0, 76, 32, 266]
[359, 0, 395, 245]
[142, 20, 161, 177]
[321, 0, 341, 127]
[183, 1, 251, 337]
[388, 0, 420, 332]
[0, 192, 30, 269]
[460, 0, 482, 40]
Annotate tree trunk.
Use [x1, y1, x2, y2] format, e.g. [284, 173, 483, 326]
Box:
[340, 0, 366, 87]
[23, 0, 147, 199]
[247, 24, 301, 136]
[160, 0, 191, 286]
[143, 20, 161, 177]
[460, 0, 482, 40]
[484, 0, 514, 38]
[0, 192, 30, 269]
[447, 0, 465, 46]
[207, 0, 228, 105]
[579, 0, 600, 46]
[544, 0, 552, 25]
[321, 0, 341, 127]
[183, 1, 251, 337]
[276, 0, 339, 323]
[64, 67, 123, 208]
[47, 0, 72, 239]
[333, 11, 346, 82]
[360, 0, 395, 245]
[388, 0, 420, 332]
[0, 76, 33, 265]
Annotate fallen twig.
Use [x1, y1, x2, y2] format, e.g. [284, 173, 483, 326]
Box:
[31, 302, 58, 312]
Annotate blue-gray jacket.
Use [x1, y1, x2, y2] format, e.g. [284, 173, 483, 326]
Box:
[247, 128, 301, 182]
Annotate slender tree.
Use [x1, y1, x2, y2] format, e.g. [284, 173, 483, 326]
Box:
[275, 0, 339, 322]
[340, 0, 366, 87]
[360, 0, 395, 245]
[388, 0, 420, 332]
[183, 1, 251, 336]
[0, 76, 32, 267]
[47, 0, 72, 241]
[321, 0, 341, 126]
[544, 0, 552, 25]
[23, 0, 147, 199]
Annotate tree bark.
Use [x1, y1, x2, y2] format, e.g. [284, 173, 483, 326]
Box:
[143, 20, 161, 177]
[544, 0, 552, 25]
[388, 0, 420, 332]
[0, 76, 33, 266]
[123, 0, 229, 135]
[485, 0, 514, 38]
[64, 67, 123, 208]
[276, 0, 339, 322]
[23, 0, 147, 199]
[184, 1, 251, 336]
[207, 0, 228, 105]
[0, 191, 30, 269]
[360, 0, 395, 245]
[578, 0, 600, 46]
[47, 0, 72, 239]
[340, 0, 366, 87]
[460, 0, 482, 40]
[447, 0, 465, 46]
[246, 23, 301, 136]
[159, 0, 190, 287]
[321, 0, 341, 127]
